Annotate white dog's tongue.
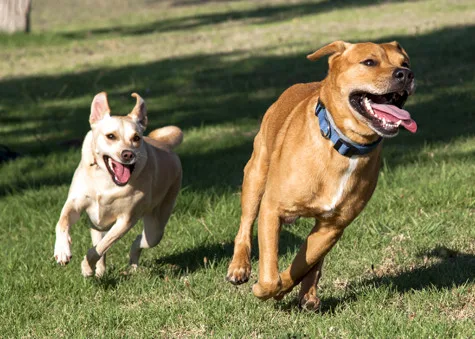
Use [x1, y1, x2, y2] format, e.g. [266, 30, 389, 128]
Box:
[370, 103, 418, 133]
[110, 159, 131, 184]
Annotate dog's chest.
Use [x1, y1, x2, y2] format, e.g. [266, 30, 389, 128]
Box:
[314, 156, 379, 221]
[85, 191, 144, 229]
[320, 157, 359, 215]
[86, 194, 117, 229]
[280, 155, 379, 223]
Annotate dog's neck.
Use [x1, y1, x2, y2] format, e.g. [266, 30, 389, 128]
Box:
[88, 132, 100, 167]
[316, 101, 382, 157]
[81, 131, 98, 168]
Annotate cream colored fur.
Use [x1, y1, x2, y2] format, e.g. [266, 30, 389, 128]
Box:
[54, 92, 183, 277]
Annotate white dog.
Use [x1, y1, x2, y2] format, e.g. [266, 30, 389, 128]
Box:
[54, 92, 183, 277]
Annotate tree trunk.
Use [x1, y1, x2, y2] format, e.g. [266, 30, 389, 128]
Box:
[0, 0, 32, 33]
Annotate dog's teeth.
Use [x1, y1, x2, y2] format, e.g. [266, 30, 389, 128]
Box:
[396, 120, 401, 127]
[363, 97, 375, 115]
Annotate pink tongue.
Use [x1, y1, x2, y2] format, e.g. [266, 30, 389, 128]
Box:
[370, 103, 417, 133]
[110, 159, 131, 184]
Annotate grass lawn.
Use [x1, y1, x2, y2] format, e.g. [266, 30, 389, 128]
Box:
[0, 0, 474, 337]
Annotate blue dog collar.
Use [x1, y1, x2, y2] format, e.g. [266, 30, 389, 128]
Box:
[316, 101, 382, 157]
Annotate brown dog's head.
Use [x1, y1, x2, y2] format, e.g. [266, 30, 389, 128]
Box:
[308, 41, 417, 140]
[89, 92, 148, 186]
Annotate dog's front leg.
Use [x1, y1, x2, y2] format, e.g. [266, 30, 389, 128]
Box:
[81, 216, 136, 277]
[90, 229, 107, 278]
[227, 146, 269, 285]
[54, 200, 82, 265]
[252, 198, 282, 300]
[276, 221, 344, 300]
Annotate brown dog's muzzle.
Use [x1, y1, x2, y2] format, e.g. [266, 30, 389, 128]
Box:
[393, 68, 414, 90]
[349, 66, 418, 137]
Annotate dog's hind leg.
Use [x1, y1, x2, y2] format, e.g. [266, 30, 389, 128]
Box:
[129, 179, 181, 268]
[90, 229, 107, 277]
[276, 221, 344, 300]
[128, 212, 164, 268]
[226, 133, 269, 285]
[296, 258, 324, 311]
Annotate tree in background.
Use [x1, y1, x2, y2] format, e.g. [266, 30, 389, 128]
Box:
[0, 0, 32, 33]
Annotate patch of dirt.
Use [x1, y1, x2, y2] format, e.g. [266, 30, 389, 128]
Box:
[443, 287, 475, 321]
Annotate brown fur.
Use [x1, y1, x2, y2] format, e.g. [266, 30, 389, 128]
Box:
[226, 41, 414, 310]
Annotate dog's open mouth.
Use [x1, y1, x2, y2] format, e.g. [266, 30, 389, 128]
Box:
[349, 91, 417, 136]
[103, 156, 135, 186]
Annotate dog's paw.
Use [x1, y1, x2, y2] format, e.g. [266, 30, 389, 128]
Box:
[81, 256, 94, 277]
[252, 278, 282, 300]
[94, 257, 106, 278]
[299, 294, 322, 312]
[54, 233, 72, 265]
[226, 261, 251, 285]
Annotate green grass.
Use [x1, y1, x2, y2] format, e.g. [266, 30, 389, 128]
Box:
[1, 0, 474, 337]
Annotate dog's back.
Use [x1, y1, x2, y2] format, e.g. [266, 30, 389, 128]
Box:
[257, 82, 320, 154]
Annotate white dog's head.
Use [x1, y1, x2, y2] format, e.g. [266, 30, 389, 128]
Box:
[89, 92, 148, 186]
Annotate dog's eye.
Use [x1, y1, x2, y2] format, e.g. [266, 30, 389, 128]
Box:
[106, 134, 116, 140]
[401, 61, 410, 68]
[361, 59, 377, 67]
[132, 135, 141, 142]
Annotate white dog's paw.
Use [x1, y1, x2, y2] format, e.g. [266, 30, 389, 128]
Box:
[81, 256, 94, 277]
[94, 256, 106, 278]
[54, 233, 72, 265]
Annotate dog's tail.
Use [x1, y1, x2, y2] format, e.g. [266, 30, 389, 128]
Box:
[147, 126, 183, 150]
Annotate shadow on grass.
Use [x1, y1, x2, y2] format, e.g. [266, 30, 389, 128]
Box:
[60, 0, 417, 39]
[1, 25, 474, 197]
[92, 271, 132, 291]
[146, 228, 304, 276]
[371, 246, 475, 291]
[318, 246, 475, 314]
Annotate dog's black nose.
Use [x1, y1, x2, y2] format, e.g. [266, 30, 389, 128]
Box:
[121, 150, 135, 162]
[393, 68, 414, 83]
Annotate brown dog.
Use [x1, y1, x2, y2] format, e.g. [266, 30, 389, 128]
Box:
[226, 41, 417, 310]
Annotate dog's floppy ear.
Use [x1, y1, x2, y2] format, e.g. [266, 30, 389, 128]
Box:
[90, 92, 110, 126]
[307, 41, 350, 62]
[387, 40, 405, 52]
[387, 40, 409, 60]
[128, 93, 148, 130]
